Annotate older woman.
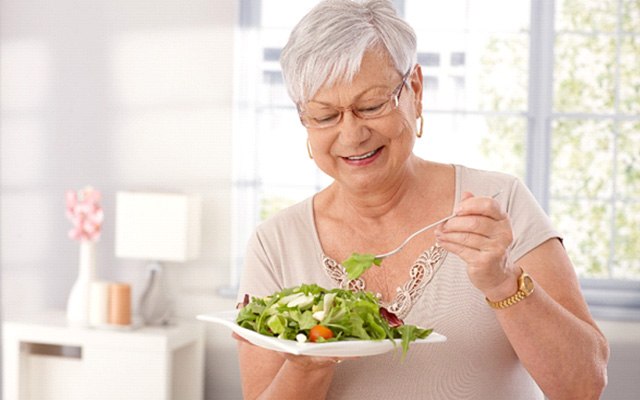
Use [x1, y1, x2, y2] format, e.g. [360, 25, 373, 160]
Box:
[236, 1, 609, 399]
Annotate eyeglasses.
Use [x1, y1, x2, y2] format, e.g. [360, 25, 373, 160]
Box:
[297, 69, 411, 129]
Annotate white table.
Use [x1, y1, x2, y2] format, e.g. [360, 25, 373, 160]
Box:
[2, 312, 204, 400]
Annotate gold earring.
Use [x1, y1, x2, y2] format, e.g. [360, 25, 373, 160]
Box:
[417, 114, 424, 138]
[306, 139, 313, 159]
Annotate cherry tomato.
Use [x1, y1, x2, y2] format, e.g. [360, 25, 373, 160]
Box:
[309, 325, 334, 342]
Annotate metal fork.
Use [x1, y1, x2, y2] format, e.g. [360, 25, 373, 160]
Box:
[373, 190, 502, 260]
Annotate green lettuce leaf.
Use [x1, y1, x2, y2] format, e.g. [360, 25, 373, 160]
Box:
[342, 253, 382, 280]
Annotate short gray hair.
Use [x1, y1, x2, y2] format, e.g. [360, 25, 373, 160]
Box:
[280, 0, 417, 104]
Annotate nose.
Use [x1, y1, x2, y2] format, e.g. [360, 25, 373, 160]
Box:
[338, 109, 370, 145]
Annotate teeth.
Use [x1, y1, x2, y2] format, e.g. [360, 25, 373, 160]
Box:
[348, 149, 377, 160]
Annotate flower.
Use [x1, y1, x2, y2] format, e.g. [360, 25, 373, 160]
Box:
[65, 187, 104, 242]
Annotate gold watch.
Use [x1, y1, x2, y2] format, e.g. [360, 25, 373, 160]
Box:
[485, 268, 534, 309]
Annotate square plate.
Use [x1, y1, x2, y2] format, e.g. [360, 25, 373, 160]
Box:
[197, 310, 446, 357]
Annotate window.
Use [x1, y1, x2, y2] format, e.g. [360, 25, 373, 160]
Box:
[417, 52, 441, 67]
[451, 52, 466, 66]
[228, 0, 640, 318]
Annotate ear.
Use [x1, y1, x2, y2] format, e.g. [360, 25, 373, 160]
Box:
[410, 63, 423, 116]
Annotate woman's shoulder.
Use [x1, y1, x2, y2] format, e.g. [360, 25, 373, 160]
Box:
[454, 164, 521, 194]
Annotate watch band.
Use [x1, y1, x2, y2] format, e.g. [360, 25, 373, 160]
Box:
[486, 289, 528, 309]
[485, 268, 534, 309]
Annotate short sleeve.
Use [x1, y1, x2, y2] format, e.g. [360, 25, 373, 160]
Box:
[506, 177, 562, 262]
[236, 229, 283, 305]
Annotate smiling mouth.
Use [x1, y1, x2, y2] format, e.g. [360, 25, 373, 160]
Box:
[345, 147, 382, 161]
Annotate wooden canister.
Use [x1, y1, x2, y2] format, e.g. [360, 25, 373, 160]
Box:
[108, 283, 132, 325]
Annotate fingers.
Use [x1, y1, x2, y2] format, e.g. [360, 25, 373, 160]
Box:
[436, 191, 509, 240]
[454, 191, 506, 221]
[435, 191, 515, 294]
[281, 354, 350, 370]
[435, 229, 506, 253]
[435, 213, 512, 255]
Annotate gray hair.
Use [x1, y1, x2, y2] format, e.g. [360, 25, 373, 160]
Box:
[280, 0, 417, 104]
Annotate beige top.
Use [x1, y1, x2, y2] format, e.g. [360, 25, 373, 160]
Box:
[238, 165, 560, 400]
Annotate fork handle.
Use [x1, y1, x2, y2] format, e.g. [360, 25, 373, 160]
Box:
[374, 190, 502, 260]
[375, 213, 455, 259]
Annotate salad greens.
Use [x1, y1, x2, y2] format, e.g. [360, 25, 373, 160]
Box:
[237, 283, 432, 357]
[342, 252, 382, 280]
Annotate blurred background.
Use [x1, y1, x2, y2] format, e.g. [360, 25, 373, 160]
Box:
[1, 0, 639, 399]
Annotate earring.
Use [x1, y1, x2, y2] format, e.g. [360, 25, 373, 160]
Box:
[416, 114, 424, 138]
[306, 139, 313, 159]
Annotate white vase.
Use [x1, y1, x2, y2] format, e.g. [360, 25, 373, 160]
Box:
[66, 240, 96, 326]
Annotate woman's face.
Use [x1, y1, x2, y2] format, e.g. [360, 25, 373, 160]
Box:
[304, 50, 423, 194]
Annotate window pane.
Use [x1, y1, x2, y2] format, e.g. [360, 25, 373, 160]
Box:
[550, 119, 614, 198]
[550, 199, 612, 278]
[416, 32, 528, 111]
[407, 1, 529, 113]
[415, 114, 525, 179]
[417, 52, 440, 67]
[554, 34, 616, 113]
[556, 0, 618, 33]
[476, 34, 528, 112]
[620, 36, 640, 114]
[623, 0, 640, 33]
[618, 121, 640, 199]
[450, 52, 465, 66]
[478, 116, 526, 178]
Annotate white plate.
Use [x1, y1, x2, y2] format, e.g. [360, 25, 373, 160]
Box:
[197, 310, 446, 357]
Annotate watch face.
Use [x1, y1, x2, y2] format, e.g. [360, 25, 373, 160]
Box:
[521, 274, 534, 294]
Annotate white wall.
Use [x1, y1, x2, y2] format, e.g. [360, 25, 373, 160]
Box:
[1, 0, 242, 398]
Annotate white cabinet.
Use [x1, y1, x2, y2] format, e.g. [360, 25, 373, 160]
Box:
[2, 312, 204, 400]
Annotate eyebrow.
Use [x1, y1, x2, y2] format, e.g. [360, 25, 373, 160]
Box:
[306, 83, 395, 108]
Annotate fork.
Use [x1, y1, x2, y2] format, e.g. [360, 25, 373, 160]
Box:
[373, 190, 503, 261]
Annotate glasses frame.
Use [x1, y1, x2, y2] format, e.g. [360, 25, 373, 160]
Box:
[297, 68, 412, 129]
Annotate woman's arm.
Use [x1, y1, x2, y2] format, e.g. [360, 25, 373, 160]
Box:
[237, 338, 338, 400]
[493, 238, 608, 399]
[436, 193, 609, 399]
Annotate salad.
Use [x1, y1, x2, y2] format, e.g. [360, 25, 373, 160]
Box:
[236, 283, 432, 356]
[342, 252, 381, 280]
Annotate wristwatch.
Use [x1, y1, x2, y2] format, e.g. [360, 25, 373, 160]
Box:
[485, 268, 534, 309]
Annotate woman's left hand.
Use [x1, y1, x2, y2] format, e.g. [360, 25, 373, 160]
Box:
[434, 191, 518, 300]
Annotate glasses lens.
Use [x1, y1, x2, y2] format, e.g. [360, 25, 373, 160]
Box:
[302, 109, 341, 128]
[353, 99, 394, 119]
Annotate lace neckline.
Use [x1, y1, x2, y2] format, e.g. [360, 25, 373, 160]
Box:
[321, 244, 448, 319]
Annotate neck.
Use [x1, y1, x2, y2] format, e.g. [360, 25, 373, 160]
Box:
[332, 156, 425, 221]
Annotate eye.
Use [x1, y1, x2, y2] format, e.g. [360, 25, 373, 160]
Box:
[311, 112, 340, 123]
[357, 101, 386, 115]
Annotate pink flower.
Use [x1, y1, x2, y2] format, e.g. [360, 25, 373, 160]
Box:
[65, 187, 104, 242]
